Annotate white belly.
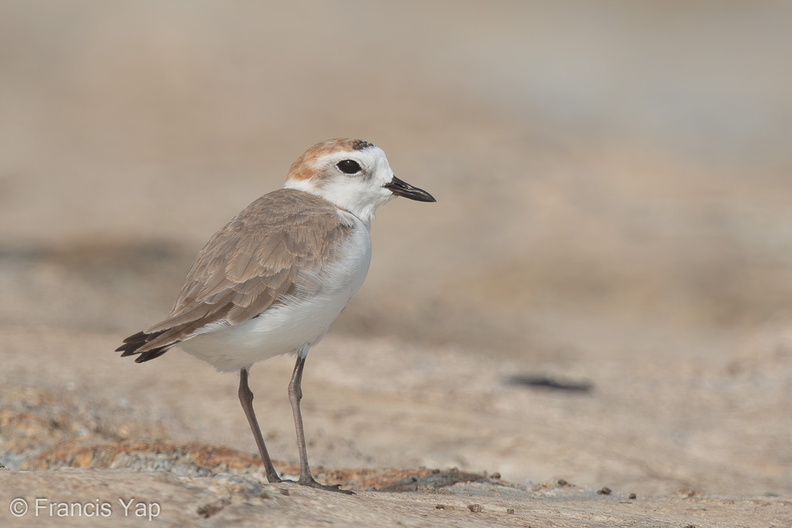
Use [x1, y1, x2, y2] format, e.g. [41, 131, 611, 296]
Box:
[178, 219, 371, 372]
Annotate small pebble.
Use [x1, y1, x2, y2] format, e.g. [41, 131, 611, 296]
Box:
[435, 504, 445, 510]
[628, 493, 637, 500]
[467, 504, 482, 513]
[506, 508, 515, 514]
[597, 487, 612, 495]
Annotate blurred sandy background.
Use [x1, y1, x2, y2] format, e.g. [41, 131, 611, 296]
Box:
[1, 1, 791, 525]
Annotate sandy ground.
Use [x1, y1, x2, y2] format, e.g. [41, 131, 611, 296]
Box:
[2, 325, 791, 526]
[1, 1, 792, 526]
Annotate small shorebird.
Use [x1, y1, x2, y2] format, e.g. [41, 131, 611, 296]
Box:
[116, 139, 435, 493]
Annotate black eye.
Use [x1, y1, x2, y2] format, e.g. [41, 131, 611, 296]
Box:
[336, 159, 362, 174]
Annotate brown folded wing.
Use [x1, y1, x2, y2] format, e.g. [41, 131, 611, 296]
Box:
[116, 189, 351, 361]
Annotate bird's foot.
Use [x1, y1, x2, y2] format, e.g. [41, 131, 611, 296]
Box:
[280, 476, 354, 495]
[265, 474, 283, 484]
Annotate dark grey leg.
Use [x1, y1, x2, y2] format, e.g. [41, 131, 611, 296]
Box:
[238, 368, 282, 483]
[288, 354, 354, 494]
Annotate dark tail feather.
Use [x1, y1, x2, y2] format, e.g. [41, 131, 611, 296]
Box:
[115, 329, 173, 363]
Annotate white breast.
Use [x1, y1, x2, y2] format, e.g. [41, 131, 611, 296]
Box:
[178, 212, 372, 372]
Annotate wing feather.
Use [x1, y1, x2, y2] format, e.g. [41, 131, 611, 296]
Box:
[118, 189, 351, 359]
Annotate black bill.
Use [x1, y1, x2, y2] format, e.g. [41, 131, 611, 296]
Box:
[384, 176, 436, 202]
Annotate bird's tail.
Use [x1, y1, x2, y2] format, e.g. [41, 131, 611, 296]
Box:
[115, 330, 173, 363]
